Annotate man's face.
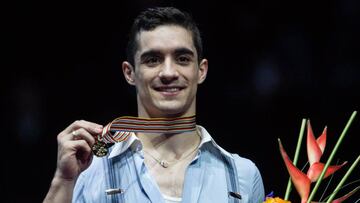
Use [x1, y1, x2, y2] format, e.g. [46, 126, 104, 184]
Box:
[130, 25, 207, 117]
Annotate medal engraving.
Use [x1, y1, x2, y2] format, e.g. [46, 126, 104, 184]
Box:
[92, 136, 108, 157]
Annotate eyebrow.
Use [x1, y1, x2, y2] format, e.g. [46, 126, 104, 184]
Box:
[140, 47, 195, 60]
[140, 50, 162, 61]
[173, 48, 195, 57]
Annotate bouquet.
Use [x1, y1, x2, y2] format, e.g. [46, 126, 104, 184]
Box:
[264, 111, 359, 203]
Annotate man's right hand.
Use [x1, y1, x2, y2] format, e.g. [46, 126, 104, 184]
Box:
[43, 120, 103, 203]
[54, 120, 103, 181]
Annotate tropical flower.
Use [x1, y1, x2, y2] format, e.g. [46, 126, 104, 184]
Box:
[264, 111, 359, 203]
[278, 121, 347, 203]
[305, 122, 347, 183]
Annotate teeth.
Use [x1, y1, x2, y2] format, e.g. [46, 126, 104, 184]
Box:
[158, 87, 180, 92]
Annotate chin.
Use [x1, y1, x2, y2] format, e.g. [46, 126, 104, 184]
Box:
[154, 101, 188, 116]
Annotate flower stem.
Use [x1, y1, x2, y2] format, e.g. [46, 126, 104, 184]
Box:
[326, 154, 360, 203]
[284, 118, 306, 200]
[307, 111, 357, 203]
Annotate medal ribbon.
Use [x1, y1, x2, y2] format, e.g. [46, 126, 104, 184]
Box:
[92, 115, 196, 157]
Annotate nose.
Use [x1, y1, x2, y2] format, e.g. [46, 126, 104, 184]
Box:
[158, 58, 179, 83]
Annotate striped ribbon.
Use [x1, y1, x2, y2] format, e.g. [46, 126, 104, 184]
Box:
[92, 115, 196, 157]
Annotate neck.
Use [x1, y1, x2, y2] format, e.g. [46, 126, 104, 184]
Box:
[136, 106, 198, 157]
[138, 130, 200, 158]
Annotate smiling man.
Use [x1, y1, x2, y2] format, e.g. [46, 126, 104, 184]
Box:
[43, 7, 264, 203]
[124, 24, 205, 117]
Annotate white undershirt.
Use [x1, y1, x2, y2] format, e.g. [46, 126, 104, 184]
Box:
[162, 193, 182, 203]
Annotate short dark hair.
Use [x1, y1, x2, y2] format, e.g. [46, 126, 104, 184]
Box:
[126, 7, 203, 66]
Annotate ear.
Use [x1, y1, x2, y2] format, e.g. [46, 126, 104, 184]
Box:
[197, 59, 208, 84]
[122, 61, 136, 86]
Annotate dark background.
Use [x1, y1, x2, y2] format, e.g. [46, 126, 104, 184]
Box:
[3, 0, 359, 202]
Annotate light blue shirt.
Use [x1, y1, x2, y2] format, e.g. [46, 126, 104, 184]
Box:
[73, 126, 264, 203]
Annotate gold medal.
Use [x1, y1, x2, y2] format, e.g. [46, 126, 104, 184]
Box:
[92, 136, 109, 157]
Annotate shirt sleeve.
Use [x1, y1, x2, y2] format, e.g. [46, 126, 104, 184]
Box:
[232, 154, 265, 203]
[251, 163, 265, 203]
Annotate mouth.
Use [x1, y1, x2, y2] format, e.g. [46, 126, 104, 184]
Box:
[154, 86, 185, 95]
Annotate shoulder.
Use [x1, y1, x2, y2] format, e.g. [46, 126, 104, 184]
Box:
[231, 154, 260, 177]
[231, 153, 264, 187]
[231, 153, 265, 202]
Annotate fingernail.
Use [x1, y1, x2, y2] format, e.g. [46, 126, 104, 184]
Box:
[96, 127, 103, 133]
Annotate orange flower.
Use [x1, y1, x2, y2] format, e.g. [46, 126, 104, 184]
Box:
[264, 197, 291, 203]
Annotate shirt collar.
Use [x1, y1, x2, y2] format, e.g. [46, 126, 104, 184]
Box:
[108, 133, 140, 159]
[197, 125, 232, 158]
[108, 125, 232, 159]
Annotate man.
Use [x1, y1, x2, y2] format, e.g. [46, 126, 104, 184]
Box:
[43, 7, 264, 203]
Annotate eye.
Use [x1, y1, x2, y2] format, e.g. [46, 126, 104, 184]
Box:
[143, 56, 161, 67]
[176, 55, 191, 65]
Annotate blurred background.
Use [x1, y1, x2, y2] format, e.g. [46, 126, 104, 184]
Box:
[3, 0, 359, 202]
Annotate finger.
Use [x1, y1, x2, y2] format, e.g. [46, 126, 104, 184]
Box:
[73, 140, 93, 164]
[58, 122, 102, 145]
[72, 128, 96, 146]
[61, 139, 93, 173]
[57, 139, 93, 169]
[64, 120, 103, 136]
